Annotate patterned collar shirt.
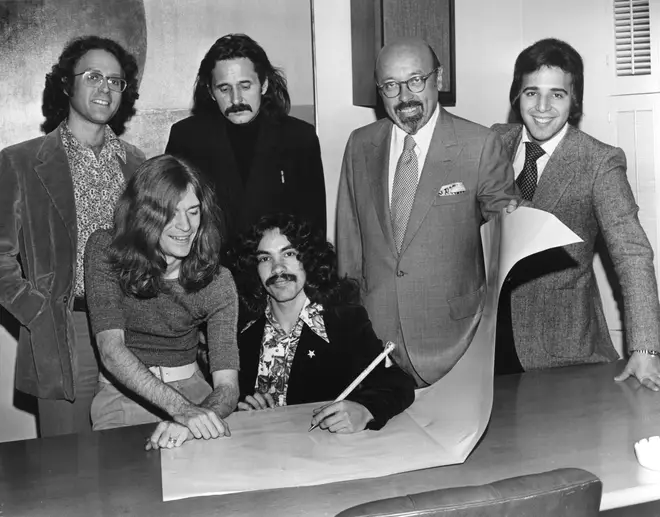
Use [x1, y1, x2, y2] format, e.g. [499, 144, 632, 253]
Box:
[254, 296, 328, 406]
[60, 121, 127, 298]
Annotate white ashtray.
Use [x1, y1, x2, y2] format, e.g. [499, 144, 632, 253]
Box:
[634, 436, 660, 471]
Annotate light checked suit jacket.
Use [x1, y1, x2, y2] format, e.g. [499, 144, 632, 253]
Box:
[337, 108, 518, 386]
[492, 123, 660, 369]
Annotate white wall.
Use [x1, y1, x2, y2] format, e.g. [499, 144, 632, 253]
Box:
[445, 0, 523, 125]
[0, 327, 37, 442]
[312, 0, 377, 240]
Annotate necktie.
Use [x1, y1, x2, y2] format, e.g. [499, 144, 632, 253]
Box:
[391, 135, 418, 252]
[516, 141, 545, 201]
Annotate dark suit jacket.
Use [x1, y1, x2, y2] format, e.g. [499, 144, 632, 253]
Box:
[238, 304, 415, 430]
[492, 123, 660, 369]
[337, 108, 518, 387]
[165, 113, 326, 239]
[0, 128, 144, 400]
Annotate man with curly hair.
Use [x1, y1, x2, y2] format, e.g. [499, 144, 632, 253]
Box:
[0, 36, 145, 436]
[165, 34, 326, 243]
[229, 214, 415, 434]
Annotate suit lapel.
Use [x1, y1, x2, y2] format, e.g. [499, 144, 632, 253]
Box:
[365, 121, 398, 257]
[208, 117, 245, 228]
[499, 126, 523, 160]
[244, 117, 279, 197]
[400, 108, 461, 253]
[34, 130, 77, 251]
[533, 126, 580, 212]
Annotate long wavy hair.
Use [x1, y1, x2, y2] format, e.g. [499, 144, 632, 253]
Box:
[109, 154, 224, 298]
[191, 33, 290, 119]
[509, 38, 584, 126]
[41, 35, 140, 135]
[228, 213, 359, 315]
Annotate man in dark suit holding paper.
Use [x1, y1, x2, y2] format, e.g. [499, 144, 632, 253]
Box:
[492, 38, 660, 389]
[229, 214, 415, 433]
[336, 38, 519, 388]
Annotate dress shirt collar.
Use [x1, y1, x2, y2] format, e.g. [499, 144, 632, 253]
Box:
[60, 121, 126, 163]
[521, 122, 569, 159]
[261, 295, 329, 343]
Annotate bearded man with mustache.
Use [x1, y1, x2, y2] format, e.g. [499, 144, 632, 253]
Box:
[165, 34, 326, 247]
[336, 38, 521, 388]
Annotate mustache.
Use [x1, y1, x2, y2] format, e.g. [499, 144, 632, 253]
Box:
[225, 103, 253, 115]
[395, 100, 423, 112]
[265, 273, 297, 286]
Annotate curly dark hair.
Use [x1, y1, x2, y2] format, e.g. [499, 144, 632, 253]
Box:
[191, 33, 290, 119]
[509, 38, 584, 126]
[228, 213, 359, 315]
[109, 154, 224, 298]
[41, 35, 140, 135]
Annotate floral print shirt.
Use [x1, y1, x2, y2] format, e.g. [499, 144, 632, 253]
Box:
[254, 297, 328, 406]
[60, 122, 126, 297]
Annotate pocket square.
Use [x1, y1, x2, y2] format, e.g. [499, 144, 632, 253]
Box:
[438, 182, 466, 196]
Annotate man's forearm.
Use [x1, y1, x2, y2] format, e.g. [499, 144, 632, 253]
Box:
[202, 370, 239, 418]
[201, 382, 238, 419]
[97, 329, 193, 417]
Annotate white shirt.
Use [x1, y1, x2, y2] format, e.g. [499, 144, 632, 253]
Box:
[388, 104, 440, 202]
[513, 122, 569, 180]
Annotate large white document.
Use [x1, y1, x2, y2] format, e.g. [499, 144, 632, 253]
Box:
[161, 207, 581, 501]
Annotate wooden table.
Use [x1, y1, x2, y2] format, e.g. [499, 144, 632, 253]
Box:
[2, 361, 660, 516]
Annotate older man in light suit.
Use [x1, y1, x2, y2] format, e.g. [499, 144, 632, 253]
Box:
[337, 38, 519, 387]
[492, 38, 660, 391]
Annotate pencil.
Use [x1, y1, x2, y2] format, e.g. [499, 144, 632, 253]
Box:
[308, 341, 397, 432]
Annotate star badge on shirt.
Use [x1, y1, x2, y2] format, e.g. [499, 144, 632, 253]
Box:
[308, 350, 315, 359]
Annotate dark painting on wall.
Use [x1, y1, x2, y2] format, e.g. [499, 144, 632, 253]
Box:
[350, 0, 456, 108]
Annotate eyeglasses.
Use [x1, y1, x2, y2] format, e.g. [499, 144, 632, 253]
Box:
[377, 68, 439, 98]
[73, 70, 127, 93]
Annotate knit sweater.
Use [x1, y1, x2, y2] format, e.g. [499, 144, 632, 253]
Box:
[84, 229, 239, 372]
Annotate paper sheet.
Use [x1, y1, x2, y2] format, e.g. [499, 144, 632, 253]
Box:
[161, 207, 582, 501]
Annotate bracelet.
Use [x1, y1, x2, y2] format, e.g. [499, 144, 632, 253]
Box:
[631, 349, 660, 357]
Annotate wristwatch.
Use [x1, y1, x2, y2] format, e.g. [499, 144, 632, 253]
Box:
[631, 349, 660, 357]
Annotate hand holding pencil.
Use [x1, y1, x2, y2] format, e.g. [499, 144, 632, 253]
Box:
[308, 341, 397, 433]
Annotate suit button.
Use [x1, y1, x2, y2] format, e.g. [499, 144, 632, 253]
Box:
[63, 295, 68, 303]
[396, 270, 405, 277]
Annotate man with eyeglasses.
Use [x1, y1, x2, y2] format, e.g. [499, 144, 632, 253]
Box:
[337, 38, 519, 387]
[166, 34, 326, 245]
[0, 36, 145, 436]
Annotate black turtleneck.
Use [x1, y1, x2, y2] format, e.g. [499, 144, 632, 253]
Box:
[225, 111, 263, 185]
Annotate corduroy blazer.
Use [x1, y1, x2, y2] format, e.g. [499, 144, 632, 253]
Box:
[238, 304, 415, 430]
[0, 128, 144, 400]
[492, 123, 660, 369]
[337, 108, 518, 386]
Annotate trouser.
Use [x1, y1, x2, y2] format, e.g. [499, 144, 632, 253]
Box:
[91, 366, 212, 430]
[37, 311, 98, 437]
